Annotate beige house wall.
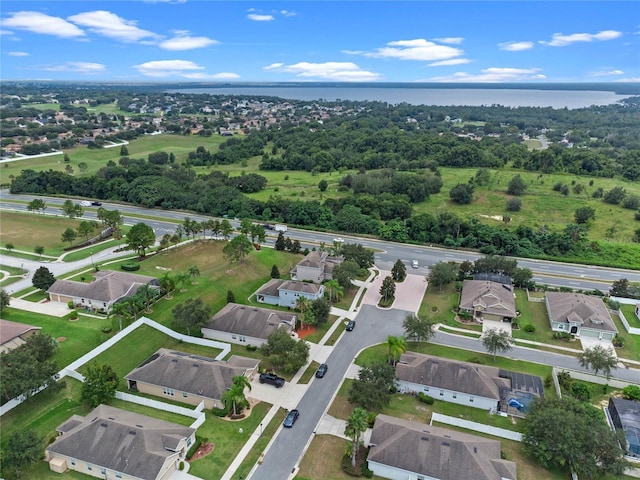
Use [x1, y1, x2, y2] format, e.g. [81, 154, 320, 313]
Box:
[134, 382, 222, 409]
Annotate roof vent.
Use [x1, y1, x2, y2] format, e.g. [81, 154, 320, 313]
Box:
[136, 424, 143, 428]
[193, 363, 199, 367]
[100, 423, 108, 427]
[474, 447, 478, 453]
[171, 359, 178, 362]
[442, 442, 450, 446]
[108, 417, 115, 420]
[128, 430, 136, 435]
[421, 436, 430, 441]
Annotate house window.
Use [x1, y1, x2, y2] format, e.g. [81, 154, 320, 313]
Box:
[452, 394, 457, 399]
[182, 392, 188, 398]
[424, 387, 429, 392]
[469, 396, 474, 403]
[163, 387, 175, 396]
[439, 390, 444, 397]
[187, 437, 192, 447]
[116, 474, 122, 479]
[87, 464, 92, 471]
[232, 335, 237, 340]
[71, 460, 75, 466]
[103, 303, 107, 307]
[101, 468, 106, 475]
[81, 299, 85, 304]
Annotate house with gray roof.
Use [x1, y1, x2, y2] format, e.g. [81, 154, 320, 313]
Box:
[545, 292, 617, 340]
[254, 278, 324, 308]
[367, 414, 517, 480]
[290, 251, 341, 283]
[608, 397, 640, 457]
[459, 280, 517, 322]
[125, 349, 259, 409]
[45, 404, 195, 480]
[0, 319, 41, 354]
[47, 270, 158, 314]
[395, 352, 544, 414]
[201, 303, 297, 347]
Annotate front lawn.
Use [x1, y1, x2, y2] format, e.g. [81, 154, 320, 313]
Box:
[417, 282, 459, 325]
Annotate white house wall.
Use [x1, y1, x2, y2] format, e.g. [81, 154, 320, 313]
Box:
[397, 380, 498, 411]
[368, 460, 436, 480]
[201, 328, 265, 347]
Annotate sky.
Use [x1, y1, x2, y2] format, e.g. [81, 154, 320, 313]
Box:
[1, 1, 639, 83]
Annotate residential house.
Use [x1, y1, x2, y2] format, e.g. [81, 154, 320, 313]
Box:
[45, 404, 195, 480]
[201, 303, 297, 347]
[0, 319, 41, 354]
[608, 397, 640, 457]
[125, 349, 259, 409]
[459, 280, 517, 322]
[545, 292, 618, 340]
[395, 352, 543, 414]
[254, 279, 324, 308]
[367, 414, 517, 480]
[290, 251, 341, 284]
[47, 270, 158, 313]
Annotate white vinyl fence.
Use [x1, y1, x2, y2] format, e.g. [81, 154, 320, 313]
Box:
[430, 412, 523, 441]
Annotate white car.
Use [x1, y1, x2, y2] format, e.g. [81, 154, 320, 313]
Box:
[412, 260, 419, 269]
[333, 237, 344, 243]
[79, 200, 91, 207]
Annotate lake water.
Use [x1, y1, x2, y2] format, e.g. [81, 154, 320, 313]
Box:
[169, 86, 630, 109]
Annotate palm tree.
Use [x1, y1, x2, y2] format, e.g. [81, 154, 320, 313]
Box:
[344, 408, 369, 468]
[296, 297, 312, 330]
[221, 384, 247, 417]
[109, 302, 129, 331]
[176, 272, 191, 292]
[188, 265, 200, 284]
[159, 273, 176, 299]
[136, 284, 156, 313]
[387, 335, 407, 366]
[125, 295, 143, 321]
[232, 375, 252, 395]
[324, 279, 343, 303]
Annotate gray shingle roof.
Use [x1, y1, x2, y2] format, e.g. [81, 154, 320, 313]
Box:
[368, 414, 516, 480]
[546, 292, 617, 333]
[396, 352, 502, 400]
[255, 279, 322, 297]
[204, 303, 296, 340]
[47, 270, 157, 303]
[460, 280, 516, 319]
[47, 405, 195, 480]
[125, 349, 259, 401]
[0, 319, 41, 345]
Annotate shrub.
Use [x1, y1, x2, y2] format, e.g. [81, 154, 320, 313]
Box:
[544, 373, 553, 388]
[612, 334, 624, 348]
[67, 300, 74, 309]
[367, 412, 377, 428]
[121, 262, 140, 271]
[211, 407, 228, 417]
[553, 331, 572, 342]
[467, 356, 484, 364]
[101, 327, 112, 334]
[570, 382, 591, 401]
[186, 437, 204, 459]
[622, 385, 640, 401]
[418, 392, 435, 405]
[245, 344, 258, 352]
[523, 324, 536, 333]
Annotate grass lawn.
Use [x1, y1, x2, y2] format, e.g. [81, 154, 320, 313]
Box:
[21, 289, 49, 302]
[101, 240, 304, 329]
[0, 307, 111, 367]
[299, 361, 321, 384]
[298, 315, 339, 344]
[296, 434, 386, 480]
[188, 402, 272, 480]
[0, 264, 28, 287]
[417, 282, 459, 325]
[620, 303, 640, 328]
[77, 324, 223, 380]
[0, 211, 91, 257]
[610, 312, 640, 361]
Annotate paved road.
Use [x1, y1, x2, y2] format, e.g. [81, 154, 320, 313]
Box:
[3, 192, 639, 290]
[251, 303, 639, 479]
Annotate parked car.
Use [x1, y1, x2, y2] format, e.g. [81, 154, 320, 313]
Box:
[283, 409, 299, 427]
[315, 364, 328, 378]
[91, 201, 102, 206]
[412, 259, 419, 269]
[346, 320, 356, 331]
[259, 372, 285, 388]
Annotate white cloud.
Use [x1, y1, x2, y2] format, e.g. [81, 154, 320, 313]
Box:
[133, 59, 236, 79]
[433, 37, 464, 45]
[356, 38, 463, 61]
[0, 11, 85, 38]
[428, 58, 471, 67]
[499, 41, 534, 51]
[592, 69, 624, 76]
[540, 30, 622, 47]
[68, 10, 158, 42]
[42, 62, 106, 73]
[159, 32, 218, 50]
[614, 77, 640, 82]
[264, 61, 381, 81]
[247, 14, 275, 22]
[8, 51, 30, 56]
[426, 67, 545, 83]
[280, 10, 296, 17]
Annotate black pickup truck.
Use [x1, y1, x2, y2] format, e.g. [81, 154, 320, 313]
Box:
[259, 372, 285, 388]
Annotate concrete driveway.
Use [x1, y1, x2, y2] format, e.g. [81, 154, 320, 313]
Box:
[361, 270, 427, 314]
[580, 336, 617, 357]
[9, 298, 71, 317]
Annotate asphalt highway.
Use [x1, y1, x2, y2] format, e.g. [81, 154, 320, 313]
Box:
[2, 191, 638, 291]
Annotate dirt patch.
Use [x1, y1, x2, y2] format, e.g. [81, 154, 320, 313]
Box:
[57, 337, 67, 342]
[297, 325, 317, 340]
[155, 266, 172, 271]
[190, 442, 214, 461]
[479, 214, 504, 221]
